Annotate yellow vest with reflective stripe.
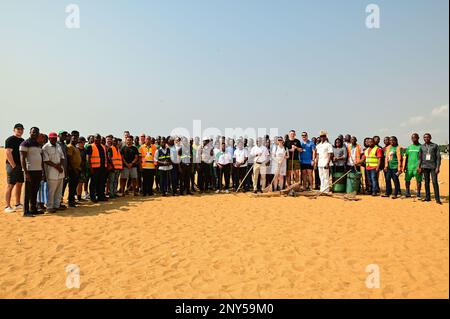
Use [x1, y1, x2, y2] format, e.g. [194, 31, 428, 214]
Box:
[364, 146, 379, 168]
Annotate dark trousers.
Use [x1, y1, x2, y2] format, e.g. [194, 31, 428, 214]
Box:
[422, 168, 440, 201]
[62, 177, 68, 201]
[159, 169, 171, 194]
[314, 167, 320, 190]
[90, 167, 107, 200]
[231, 165, 238, 190]
[245, 164, 253, 190]
[180, 163, 191, 194]
[385, 168, 401, 196]
[190, 165, 197, 191]
[170, 165, 179, 194]
[216, 164, 231, 190]
[68, 169, 80, 204]
[24, 171, 42, 214]
[142, 169, 155, 196]
[234, 166, 249, 191]
[198, 162, 212, 191]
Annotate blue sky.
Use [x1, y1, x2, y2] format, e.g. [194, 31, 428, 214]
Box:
[0, 0, 448, 144]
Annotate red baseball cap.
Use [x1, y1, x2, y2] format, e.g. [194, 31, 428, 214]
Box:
[49, 132, 58, 138]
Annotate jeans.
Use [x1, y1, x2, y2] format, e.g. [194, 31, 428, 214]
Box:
[24, 171, 42, 214]
[142, 169, 155, 196]
[422, 168, 440, 201]
[385, 168, 401, 196]
[366, 169, 379, 195]
[159, 169, 171, 194]
[68, 169, 80, 204]
[108, 170, 121, 197]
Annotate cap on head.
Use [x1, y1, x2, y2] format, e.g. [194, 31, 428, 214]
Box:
[49, 132, 58, 138]
[319, 130, 328, 137]
[14, 123, 24, 129]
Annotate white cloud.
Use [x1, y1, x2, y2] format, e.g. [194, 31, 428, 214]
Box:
[431, 104, 449, 117]
[382, 104, 449, 144]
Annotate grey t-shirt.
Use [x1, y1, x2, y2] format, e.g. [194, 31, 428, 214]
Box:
[333, 146, 347, 166]
[19, 139, 42, 171]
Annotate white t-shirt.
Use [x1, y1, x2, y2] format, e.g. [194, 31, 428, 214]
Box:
[316, 142, 333, 168]
[233, 148, 249, 167]
[250, 145, 270, 164]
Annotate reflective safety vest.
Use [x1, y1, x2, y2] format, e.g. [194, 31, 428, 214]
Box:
[364, 146, 379, 168]
[157, 147, 171, 162]
[347, 144, 361, 165]
[140, 144, 156, 169]
[90, 143, 107, 168]
[385, 145, 402, 171]
[110, 145, 123, 170]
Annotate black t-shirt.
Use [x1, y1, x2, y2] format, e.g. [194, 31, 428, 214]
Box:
[121, 145, 139, 167]
[285, 138, 302, 160]
[5, 135, 24, 166]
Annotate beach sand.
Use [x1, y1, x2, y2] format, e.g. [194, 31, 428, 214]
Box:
[0, 149, 448, 299]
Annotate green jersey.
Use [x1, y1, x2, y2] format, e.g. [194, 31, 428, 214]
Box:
[405, 143, 421, 170]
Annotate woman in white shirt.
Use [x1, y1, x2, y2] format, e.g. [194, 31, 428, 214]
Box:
[271, 137, 289, 191]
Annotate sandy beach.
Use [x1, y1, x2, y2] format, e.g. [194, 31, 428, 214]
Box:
[0, 149, 448, 299]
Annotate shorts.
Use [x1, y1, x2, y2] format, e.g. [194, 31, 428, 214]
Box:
[6, 163, 24, 185]
[301, 164, 313, 170]
[121, 167, 138, 179]
[405, 169, 422, 182]
[287, 159, 301, 171]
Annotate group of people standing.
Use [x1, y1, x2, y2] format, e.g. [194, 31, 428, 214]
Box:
[4, 124, 444, 217]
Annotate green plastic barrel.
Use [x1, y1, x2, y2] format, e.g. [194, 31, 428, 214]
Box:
[346, 171, 362, 193]
[332, 171, 347, 193]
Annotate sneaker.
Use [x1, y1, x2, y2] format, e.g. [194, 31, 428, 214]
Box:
[4, 206, 15, 213]
[68, 203, 77, 208]
[83, 194, 90, 200]
[23, 213, 35, 218]
[391, 195, 398, 199]
[215, 190, 220, 194]
[225, 189, 230, 194]
[14, 204, 23, 210]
